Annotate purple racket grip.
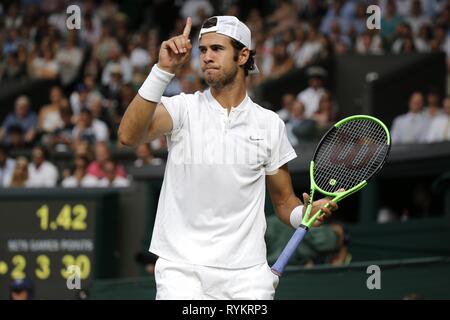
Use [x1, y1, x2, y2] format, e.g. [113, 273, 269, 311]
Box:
[271, 226, 308, 276]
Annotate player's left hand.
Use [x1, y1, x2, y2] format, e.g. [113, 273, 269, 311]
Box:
[302, 193, 338, 227]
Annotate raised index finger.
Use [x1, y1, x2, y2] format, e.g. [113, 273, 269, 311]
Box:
[183, 17, 192, 38]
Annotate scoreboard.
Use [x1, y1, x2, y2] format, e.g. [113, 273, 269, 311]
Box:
[0, 189, 119, 299]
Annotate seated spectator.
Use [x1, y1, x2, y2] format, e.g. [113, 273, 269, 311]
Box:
[292, 28, 324, 69]
[101, 63, 123, 110]
[51, 108, 75, 152]
[355, 30, 384, 55]
[134, 143, 163, 167]
[423, 89, 443, 120]
[27, 146, 59, 187]
[98, 160, 130, 187]
[38, 86, 69, 136]
[0, 145, 15, 187]
[30, 45, 59, 79]
[265, 215, 351, 267]
[70, 75, 103, 118]
[101, 47, 132, 87]
[297, 66, 327, 118]
[9, 279, 34, 300]
[87, 142, 126, 179]
[426, 96, 450, 142]
[7, 125, 28, 148]
[287, 100, 317, 146]
[381, 0, 404, 46]
[3, 51, 27, 80]
[72, 108, 109, 145]
[391, 91, 429, 144]
[62, 155, 98, 187]
[266, 38, 295, 80]
[6, 156, 29, 188]
[0, 95, 37, 147]
[277, 93, 296, 123]
[312, 92, 335, 133]
[89, 95, 113, 133]
[56, 31, 83, 86]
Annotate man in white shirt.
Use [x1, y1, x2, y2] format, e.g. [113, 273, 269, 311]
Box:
[0, 145, 15, 187]
[426, 97, 450, 142]
[72, 108, 109, 144]
[27, 146, 58, 187]
[119, 16, 337, 300]
[296, 66, 327, 118]
[391, 91, 429, 144]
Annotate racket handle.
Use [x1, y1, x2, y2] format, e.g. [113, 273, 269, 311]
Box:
[271, 226, 308, 276]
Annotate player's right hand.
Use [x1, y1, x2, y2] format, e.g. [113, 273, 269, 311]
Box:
[158, 17, 192, 74]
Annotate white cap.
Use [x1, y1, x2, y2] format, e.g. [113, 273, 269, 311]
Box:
[199, 16, 259, 74]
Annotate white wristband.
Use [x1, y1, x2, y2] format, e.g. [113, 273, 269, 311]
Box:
[290, 205, 304, 228]
[138, 64, 175, 103]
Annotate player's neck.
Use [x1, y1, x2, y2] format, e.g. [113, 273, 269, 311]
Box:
[210, 80, 247, 112]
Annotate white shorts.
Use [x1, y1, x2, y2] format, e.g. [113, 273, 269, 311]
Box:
[154, 257, 279, 300]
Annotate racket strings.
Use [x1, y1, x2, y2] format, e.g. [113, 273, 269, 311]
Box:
[314, 119, 389, 193]
[319, 120, 387, 190]
[316, 120, 387, 191]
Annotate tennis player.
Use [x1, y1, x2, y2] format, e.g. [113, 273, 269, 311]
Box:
[119, 16, 338, 300]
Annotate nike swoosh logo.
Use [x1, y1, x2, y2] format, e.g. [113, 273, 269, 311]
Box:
[249, 136, 264, 141]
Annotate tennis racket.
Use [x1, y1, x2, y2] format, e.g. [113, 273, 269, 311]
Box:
[271, 115, 391, 276]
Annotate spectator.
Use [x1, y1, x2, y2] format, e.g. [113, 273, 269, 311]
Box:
[51, 108, 75, 151]
[0, 95, 37, 147]
[423, 89, 444, 120]
[292, 27, 324, 68]
[277, 93, 296, 123]
[425, 97, 450, 142]
[56, 30, 83, 86]
[62, 155, 98, 187]
[381, 0, 404, 46]
[98, 160, 130, 187]
[0, 145, 15, 187]
[391, 91, 429, 144]
[266, 38, 295, 80]
[134, 143, 163, 167]
[38, 86, 69, 135]
[265, 215, 351, 267]
[30, 45, 59, 79]
[101, 63, 124, 110]
[9, 279, 34, 300]
[70, 75, 103, 118]
[87, 142, 126, 179]
[27, 145, 59, 187]
[296, 66, 327, 118]
[6, 156, 29, 188]
[312, 92, 335, 132]
[72, 108, 109, 145]
[287, 100, 317, 146]
[355, 30, 384, 55]
[101, 47, 132, 86]
[405, 0, 431, 37]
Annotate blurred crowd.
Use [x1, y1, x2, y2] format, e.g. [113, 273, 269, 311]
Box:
[0, 0, 449, 189]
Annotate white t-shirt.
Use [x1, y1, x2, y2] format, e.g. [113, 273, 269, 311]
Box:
[297, 87, 326, 118]
[62, 174, 99, 188]
[425, 115, 450, 142]
[149, 89, 297, 269]
[72, 119, 109, 143]
[27, 161, 59, 187]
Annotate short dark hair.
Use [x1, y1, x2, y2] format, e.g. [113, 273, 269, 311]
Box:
[201, 17, 256, 77]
